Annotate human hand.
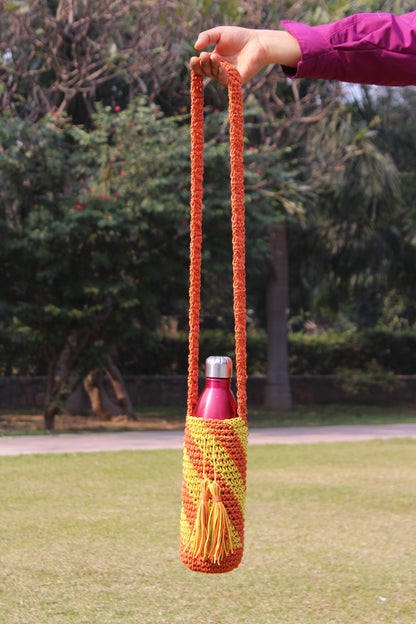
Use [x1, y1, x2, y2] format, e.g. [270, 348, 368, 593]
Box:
[190, 26, 301, 86]
[190, 26, 268, 86]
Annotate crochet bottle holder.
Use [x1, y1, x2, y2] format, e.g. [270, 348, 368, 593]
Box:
[179, 63, 248, 574]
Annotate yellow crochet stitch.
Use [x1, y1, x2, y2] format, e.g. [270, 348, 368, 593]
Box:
[180, 416, 247, 573]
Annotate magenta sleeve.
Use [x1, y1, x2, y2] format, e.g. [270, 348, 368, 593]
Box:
[281, 12, 416, 86]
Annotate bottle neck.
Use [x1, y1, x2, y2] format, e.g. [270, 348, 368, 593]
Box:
[205, 377, 231, 389]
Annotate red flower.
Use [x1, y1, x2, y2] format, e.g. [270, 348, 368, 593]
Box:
[119, 170, 125, 176]
[114, 194, 120, 199]
[256, 169, 262, 175]
[114, 105, 121, 112]
[103, 195, 109, 200]
[75, 204, 84, 210]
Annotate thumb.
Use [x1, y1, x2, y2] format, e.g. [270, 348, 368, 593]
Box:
[194, 27, 223, 50]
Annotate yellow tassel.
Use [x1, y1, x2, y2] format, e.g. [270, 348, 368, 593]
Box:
[205, 481, 235, 564]
[187, 479, 211, 558]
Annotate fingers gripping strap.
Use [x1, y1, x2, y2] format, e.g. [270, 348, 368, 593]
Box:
[187, 64, 247, 424]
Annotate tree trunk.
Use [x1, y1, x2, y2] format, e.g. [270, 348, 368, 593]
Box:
[44, 332, 78, 430]
[265, 221, 292, 410]
[105, 357, 136, 420]
[44, 404, 59, 430]
[83, 362, 135, 420]
[83, 369, 117, 420]
[45, 358, 57, 430]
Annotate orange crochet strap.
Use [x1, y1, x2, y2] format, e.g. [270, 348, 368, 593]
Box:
[186, 62, 247, 424]
[180, 63, 248, 574]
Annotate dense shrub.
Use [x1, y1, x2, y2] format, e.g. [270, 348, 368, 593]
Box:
[88, 328, 416, 376]
[3, 328, 416, 377]
[116, 330, 267, 376]
[289, 329, 416, 375]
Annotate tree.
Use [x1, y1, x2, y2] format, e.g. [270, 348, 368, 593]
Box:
[0, 101, 190, 428]
[242, 0, 413, 408]
[3, 0, 414, 420]
[301, 99, 408, 330]
[0, 0, 338, 416]
[360, 86, 416, 325]
[265, 221, 291, 408]
[0, 0, 133, 122]
[0, 0, 246, 122]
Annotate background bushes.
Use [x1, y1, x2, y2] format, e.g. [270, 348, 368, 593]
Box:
[3, 328, 416, 377]
[289, 329, 416, 375]
[116, 328, 416, 376]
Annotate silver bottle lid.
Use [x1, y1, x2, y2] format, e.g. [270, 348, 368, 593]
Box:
[205, 356, 233, 379]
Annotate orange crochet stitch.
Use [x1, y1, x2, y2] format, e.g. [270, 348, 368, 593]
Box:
[186, 62, 247, 424]
[180, 62, 248, 574]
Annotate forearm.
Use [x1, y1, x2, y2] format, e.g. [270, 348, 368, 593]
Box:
[280, 12, 416, 86]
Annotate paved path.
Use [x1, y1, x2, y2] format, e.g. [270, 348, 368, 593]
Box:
[1, 423, 416, 456]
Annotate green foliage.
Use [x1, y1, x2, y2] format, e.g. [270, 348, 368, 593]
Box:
[0, 91, 304, 386]
[0, 0, 252, 122]
[0, 102, 191, 388]
[0, 97, 297, 382]
[1, 0, 416, 399]
[336, 359, 403, 396]
[109, 327, 416, 376]
[289, 328, 416, 375]
[4, 317, 416, 378]
[116, 329, 267, 375]
[283, 0, 412, 25]
[300, 89, 416, 329]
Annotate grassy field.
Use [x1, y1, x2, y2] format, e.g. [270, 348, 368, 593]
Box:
[1, 403, 416, 435]
[1, 439, 415, 623]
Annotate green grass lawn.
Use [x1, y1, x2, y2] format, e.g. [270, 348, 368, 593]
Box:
[1, 440, 415, 623]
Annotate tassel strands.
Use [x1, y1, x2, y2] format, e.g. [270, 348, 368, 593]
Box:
[206, 480, 235, 564]
[185, 478, 235, 565]
[187, 478, 211, 558]
[185, 440, 237, 565]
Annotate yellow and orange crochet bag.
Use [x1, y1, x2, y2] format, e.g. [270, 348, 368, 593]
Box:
[179, 63, 248, 574]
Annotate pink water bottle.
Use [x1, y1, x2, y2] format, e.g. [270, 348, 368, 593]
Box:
[193, 356, 237, 420]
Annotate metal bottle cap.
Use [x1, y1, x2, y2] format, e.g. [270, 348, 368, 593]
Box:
[205, 356, 233, 379]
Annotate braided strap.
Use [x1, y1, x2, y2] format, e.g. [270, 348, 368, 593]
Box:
[186, 71, 204, 420]
[187, 63, 247, 424]
[180, 64, 248, 574]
